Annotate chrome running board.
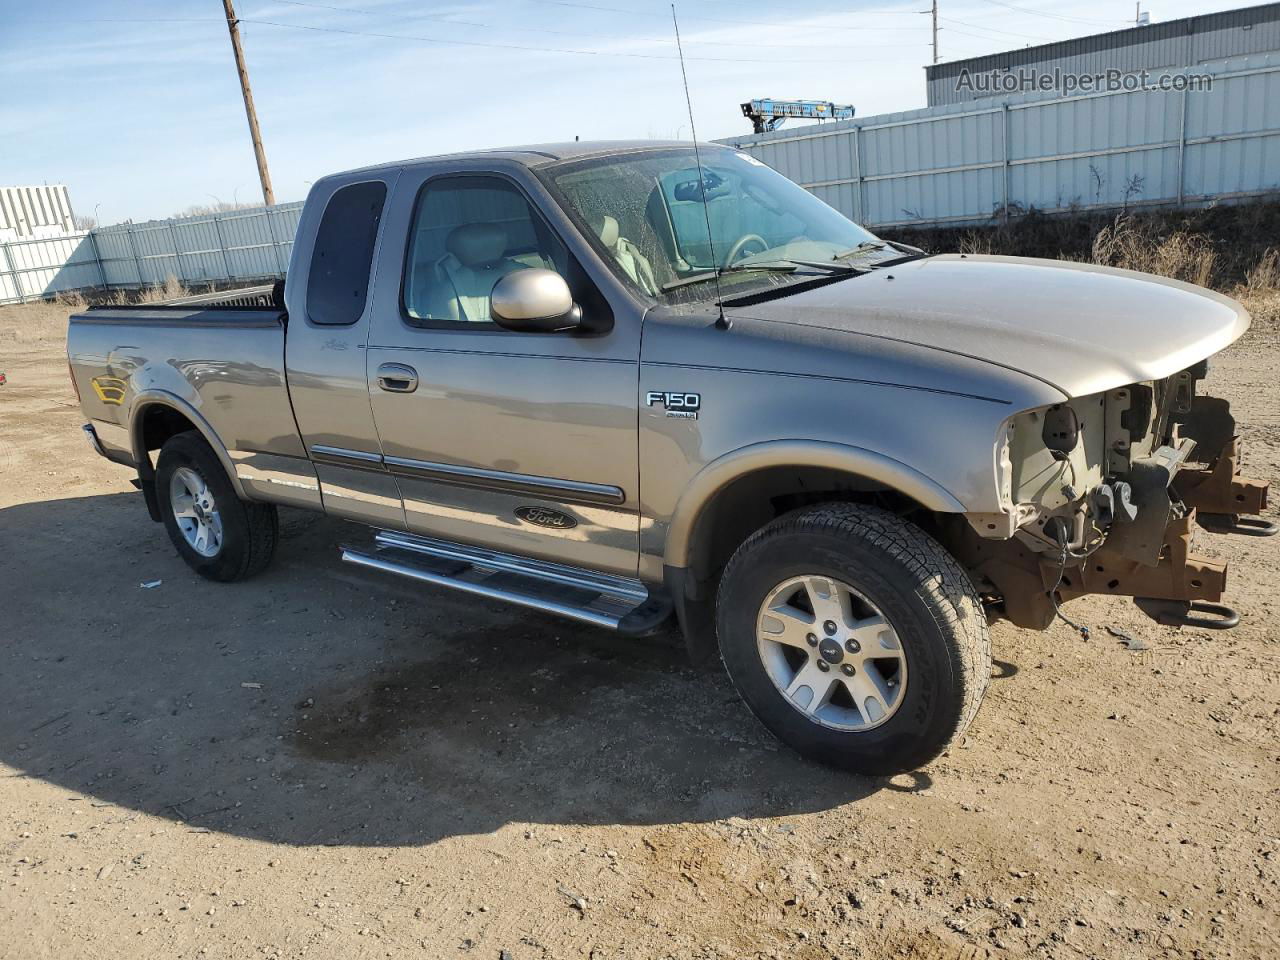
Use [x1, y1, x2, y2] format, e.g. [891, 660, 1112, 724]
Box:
[340, 530, 671, 635]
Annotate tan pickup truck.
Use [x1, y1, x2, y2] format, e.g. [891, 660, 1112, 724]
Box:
[69, 141, 1273, 773]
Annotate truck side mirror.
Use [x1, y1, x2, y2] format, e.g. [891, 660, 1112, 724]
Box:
[490, 269, 583, 333]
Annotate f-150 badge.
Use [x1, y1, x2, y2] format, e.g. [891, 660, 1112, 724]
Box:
[647, 391, 700, 420]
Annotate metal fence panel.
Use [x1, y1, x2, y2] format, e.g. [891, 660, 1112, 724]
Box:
[723, 54, 1280, 231]
[0, 200, 306, 304]
[0, 233, 101, 303]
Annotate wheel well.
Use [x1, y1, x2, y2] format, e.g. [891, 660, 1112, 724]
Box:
[137, 404, 199, 455]
[133, 404, 202, 522]
[684, 466, 934, 594]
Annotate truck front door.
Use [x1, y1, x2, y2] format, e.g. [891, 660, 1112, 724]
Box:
[364, 166, 641, 576]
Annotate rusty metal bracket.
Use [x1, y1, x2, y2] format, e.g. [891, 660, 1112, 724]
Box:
[1050, 510, 1227, 607]
[1175, 436, 1269, 516]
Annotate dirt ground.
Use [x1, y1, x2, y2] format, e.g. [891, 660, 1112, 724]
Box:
[1, 298, 1276, 960]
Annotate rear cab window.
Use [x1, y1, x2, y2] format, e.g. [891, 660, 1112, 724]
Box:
[307, 181, 387, 326]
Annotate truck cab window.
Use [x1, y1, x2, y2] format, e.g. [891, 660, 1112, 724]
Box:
[306, 180, 387, 326]
[403, 176, 569, 325]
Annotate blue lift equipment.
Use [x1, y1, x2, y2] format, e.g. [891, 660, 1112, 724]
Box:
[741, 98, 855, 134]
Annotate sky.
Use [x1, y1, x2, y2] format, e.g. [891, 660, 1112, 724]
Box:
[1, 0, 1259, 224]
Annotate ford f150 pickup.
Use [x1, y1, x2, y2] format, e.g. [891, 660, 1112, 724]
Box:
[69, 141, 1274, 773]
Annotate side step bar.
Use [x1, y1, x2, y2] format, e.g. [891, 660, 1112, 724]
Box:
[340, 530, 672, 636]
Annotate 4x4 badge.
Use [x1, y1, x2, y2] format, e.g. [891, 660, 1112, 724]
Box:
[647, 391, 701, 420]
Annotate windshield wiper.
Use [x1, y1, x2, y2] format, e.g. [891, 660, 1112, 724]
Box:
[661, 256, 865, 293]
[831, 240, 887, 259]
[746, 258, 863, 274]
[660, 263, 797, 292]
[833, 239, 927, 264]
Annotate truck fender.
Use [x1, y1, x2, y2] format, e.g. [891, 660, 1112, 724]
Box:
[129, 390, 251, 502]
[662, 439, 967, 570]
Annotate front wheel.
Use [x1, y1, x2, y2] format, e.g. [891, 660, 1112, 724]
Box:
[156, 431, 279, 582]
[716, 503, 991, 774]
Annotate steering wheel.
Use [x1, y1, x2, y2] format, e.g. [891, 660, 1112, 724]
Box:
[722, 233, 768, 268]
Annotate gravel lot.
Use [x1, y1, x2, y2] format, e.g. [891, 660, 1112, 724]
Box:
[2, 299, 1277, 959]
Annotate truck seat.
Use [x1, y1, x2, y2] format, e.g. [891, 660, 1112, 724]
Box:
[593, 215, 659, 296]
[421, 222, 526, 323]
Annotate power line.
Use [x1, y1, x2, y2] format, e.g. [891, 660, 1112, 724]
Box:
[939, 16, 1053, 42]
[13, 17, 224, 24]
[10, 12, 930, 62]
[973, 0, 1131, 27]
[239, 17, 927, 63]
[522, 0, 929, 33]
[264, 0, 929, 48]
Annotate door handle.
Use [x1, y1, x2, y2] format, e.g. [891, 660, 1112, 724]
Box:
[376, 362, 418, 393]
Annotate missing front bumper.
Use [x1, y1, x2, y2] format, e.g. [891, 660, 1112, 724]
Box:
[1175, 436, 1277, 537]
[952, 393, 1272, 631]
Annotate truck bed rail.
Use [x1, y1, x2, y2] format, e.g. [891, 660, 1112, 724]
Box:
[161, 285, 278, 308]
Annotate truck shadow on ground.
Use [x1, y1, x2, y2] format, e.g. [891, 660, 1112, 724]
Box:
[2, 492, 937, 848]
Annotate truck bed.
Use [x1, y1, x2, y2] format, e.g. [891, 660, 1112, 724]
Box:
[67, 291, 303, 484]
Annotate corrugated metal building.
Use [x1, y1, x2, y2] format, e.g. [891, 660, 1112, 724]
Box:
[0, 185, 77, 241]
[926, 2, 1280, 106]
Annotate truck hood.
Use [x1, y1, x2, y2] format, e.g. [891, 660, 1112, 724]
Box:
[730, 254, 1250, 398]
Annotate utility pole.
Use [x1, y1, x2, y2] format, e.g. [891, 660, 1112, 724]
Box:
[221, 0, 275, 207]
[931, 0, 939, 64]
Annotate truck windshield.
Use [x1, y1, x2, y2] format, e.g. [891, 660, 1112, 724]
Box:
[545, 147, 885, 303]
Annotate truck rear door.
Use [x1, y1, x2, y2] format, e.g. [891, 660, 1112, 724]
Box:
[286, 171, 407, 529]
[363, 164, 641, 576]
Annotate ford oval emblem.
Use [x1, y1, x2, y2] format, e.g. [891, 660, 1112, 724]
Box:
[515, 506, 578, 529]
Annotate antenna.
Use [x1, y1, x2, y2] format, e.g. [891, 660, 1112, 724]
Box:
[671, 4, 727, 325]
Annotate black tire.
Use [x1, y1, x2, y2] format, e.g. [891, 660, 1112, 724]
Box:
[716, 503, 990, 775]
[155, 431, 279, 582]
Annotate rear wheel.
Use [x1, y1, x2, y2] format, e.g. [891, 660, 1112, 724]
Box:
[716, 503, 990, 774]
[156, 431, 278, 582]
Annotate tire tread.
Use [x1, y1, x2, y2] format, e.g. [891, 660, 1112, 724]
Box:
[158, 431, 279, 582]
[718, 502, 991, 767]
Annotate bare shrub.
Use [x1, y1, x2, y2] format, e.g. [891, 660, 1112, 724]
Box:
[957, 232, 992, 255]
[137, 274, 188, 304]
[1080, 215, 1217, 286]
[1244, 248, 1280, 294]
[884, 197, 1280, 294]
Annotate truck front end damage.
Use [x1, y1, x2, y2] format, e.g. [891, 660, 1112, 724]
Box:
[948, 362, 1274, 631]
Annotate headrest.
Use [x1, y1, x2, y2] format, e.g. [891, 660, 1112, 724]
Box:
[447, 222, 507, 267]
[592, 215, 620, 250]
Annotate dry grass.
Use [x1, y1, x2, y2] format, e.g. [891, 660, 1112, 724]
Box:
[887, 198, 1280, 293]
[1089, 215, 1218, 288]
[1244, 248, 1280, 294]
[1, 275, 191, 348]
